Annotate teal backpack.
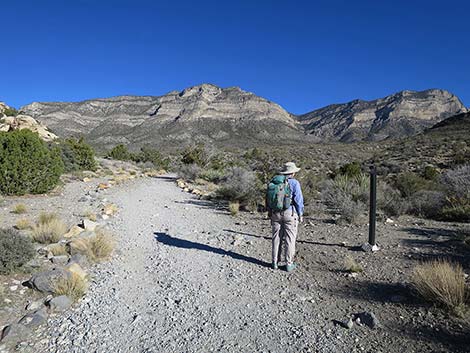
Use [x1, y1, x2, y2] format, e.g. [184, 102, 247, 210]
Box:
[266, 175, 292, 212]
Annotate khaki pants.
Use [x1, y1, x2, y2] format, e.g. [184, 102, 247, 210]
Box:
[271, 209, 298, 265]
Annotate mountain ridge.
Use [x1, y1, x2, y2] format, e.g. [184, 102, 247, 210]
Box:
[19, 84, 468, 148]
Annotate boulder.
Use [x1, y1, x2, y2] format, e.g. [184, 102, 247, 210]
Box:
[27, 268, 71, 293]
[66, 263, 87, 280]
[0, 323, 30, 343]
[354, 311, 380, 329]
[47, 295, 72, 312]
[51, 255, 69, 265]
[81, 219, 98, 231]
[67, 254, 89, 267]
[64, 225, 84, 238]
[18, 308, 48, 328]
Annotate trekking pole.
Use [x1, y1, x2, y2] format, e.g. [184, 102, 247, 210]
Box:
[368, 164, 378, 249]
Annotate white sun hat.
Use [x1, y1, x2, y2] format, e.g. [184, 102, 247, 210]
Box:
[280, 162, 301, 174]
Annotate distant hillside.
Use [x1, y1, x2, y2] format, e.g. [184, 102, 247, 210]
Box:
[20, 85, 467, 149]
[298, 89, 467, 142]
[428, 111, 470, 136]
[21, 84, 305, 150]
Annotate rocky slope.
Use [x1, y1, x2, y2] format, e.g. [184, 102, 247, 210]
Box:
[298, 89, 467, 142]
[21, 84, 303, 149]
[0, 103, 57, 141]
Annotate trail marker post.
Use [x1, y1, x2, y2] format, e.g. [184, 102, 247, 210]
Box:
[361, 164, 380, 252]
[369, 165, 377, 246]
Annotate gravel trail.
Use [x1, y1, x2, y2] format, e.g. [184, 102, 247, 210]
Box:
[38, 176, 330, 353]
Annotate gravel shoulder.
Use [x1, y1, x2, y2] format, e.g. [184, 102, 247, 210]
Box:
[25, 175, 469, 353]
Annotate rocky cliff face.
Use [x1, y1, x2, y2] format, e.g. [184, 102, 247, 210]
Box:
[21, 84, 302, 149]
[298, 89, 467, 142]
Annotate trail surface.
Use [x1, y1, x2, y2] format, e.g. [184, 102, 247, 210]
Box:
[38, 176, 327, 353]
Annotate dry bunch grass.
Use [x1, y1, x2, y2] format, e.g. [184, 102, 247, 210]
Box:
[88, 229, 115, 262]
[38, 212, 59, 225]
[32, 218, 67, 244]
[344, 255, 363, 273]
[228, 201, 240, 216]
[12, 204, 27, 214]
[15, 218, 32, 230]
[411, 259, 467, 311]
[53, 273, 87, 301]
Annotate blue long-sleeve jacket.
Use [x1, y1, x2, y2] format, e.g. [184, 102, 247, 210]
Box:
[288, 178, 304, 216]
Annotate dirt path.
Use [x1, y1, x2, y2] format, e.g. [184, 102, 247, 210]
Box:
[31, 175, 468, 353]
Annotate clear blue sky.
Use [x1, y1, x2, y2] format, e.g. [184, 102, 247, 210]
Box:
[1, 0, 469, 114]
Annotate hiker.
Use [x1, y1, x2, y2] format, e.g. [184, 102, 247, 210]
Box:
[266, 162, 304, 272]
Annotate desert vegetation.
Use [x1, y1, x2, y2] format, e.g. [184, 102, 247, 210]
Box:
[0, 228, 35, 274]
[0, 130, 64, 195]
[106, 144, 169, 170]
[411, 259, 468, 316]
[53, 273, 88, 302]
[58, 137, 97, 172]
[32, 214, 67, 244]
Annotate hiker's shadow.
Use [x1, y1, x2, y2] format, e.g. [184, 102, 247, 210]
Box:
[154, 232, 270, 268]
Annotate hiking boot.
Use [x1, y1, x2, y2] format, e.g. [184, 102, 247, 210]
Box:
[272, 262, 279, 270]
[286, 263, 297, 272]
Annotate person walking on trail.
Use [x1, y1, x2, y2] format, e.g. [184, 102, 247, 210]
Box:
[266, 162, 304, 272]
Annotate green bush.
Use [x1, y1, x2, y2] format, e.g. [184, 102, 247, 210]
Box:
[199, 168, 225, 183]
[132, 147, 169, 169]
[59, 137, 97, 172]
[395, 172, 433, 198]
[0, 130, 64, 195]
[0, 228, 35, 274]
[107, 144, 132, 161]
[181, 144, 210, 167]
[337, 161, 362, 178]
[423, 165, 439, 180]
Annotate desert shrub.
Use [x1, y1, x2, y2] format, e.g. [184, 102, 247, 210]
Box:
[32, 218, 67, 244]
[423, 165, 439, 180]
[15, 218, 32, 230]
[216, 167, 262, 208]
[297, 170, 326, 200]
[440, 165, 470, 222]
[344, 255, 363, 273]
[395, 172, 434, 198]
[181, 144, 211, 167]
[132, 147, 169, 169]
[177, 163, 201, 181]
[321, 174, 369, 224]
[0, 130, 64, 195]
[377, 182, 407, 217]
[337, 161, 362, 178]
[12, 203, 27, 214]
[53, 273, 87, 301]
[228, 201, 240, 216]
[58, 137, 97, 172]
[0, 228, 35, 274]
[440, 205, 470, 222]
[87, 229, 115, 262]
[199, 168, 225, 183]
[409, 190, 447, 219]
[411, 259, 467, 312]
[107, 144, 131, 161]
[442, 165, 470, 199]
